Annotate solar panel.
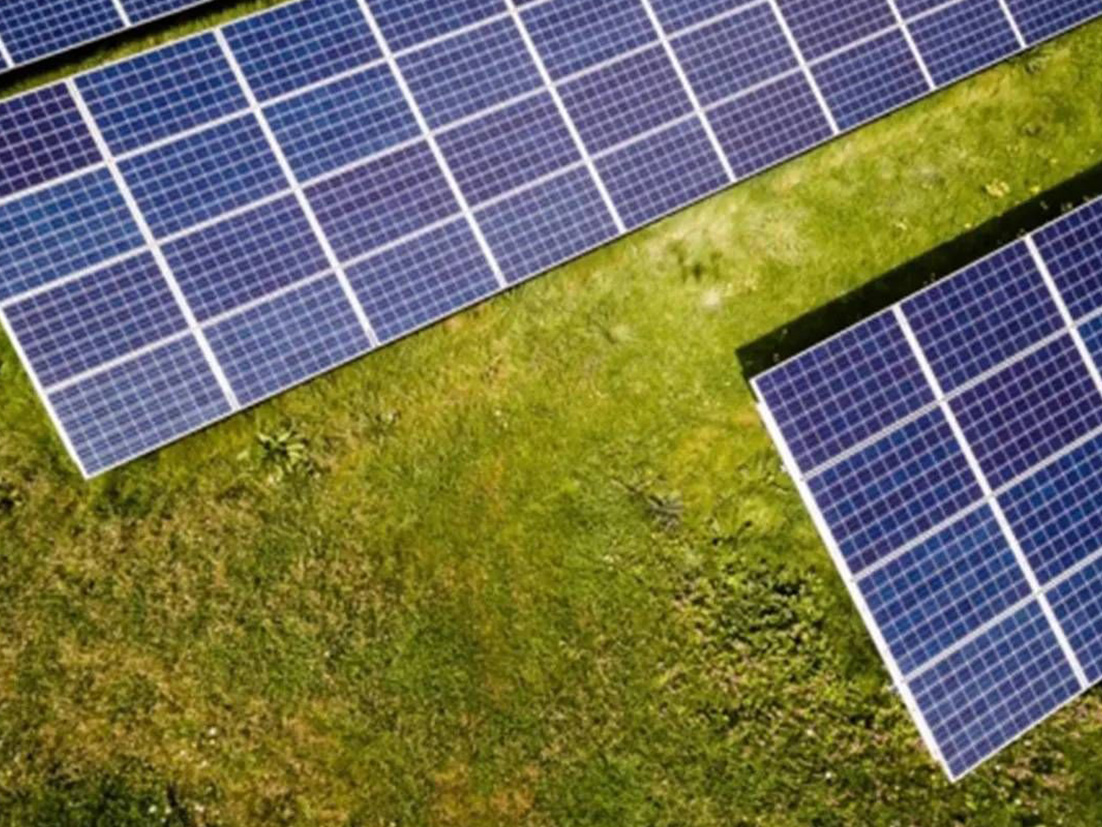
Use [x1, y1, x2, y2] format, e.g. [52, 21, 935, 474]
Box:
[753, 197, 1102, 779]
[0, 0, 215, 72]
[1, 0, 1101, 480]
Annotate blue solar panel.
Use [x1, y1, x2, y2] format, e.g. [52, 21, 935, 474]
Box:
[520, 0, 656, 79]
[859, 505, 1031, 676]
[908, 0, 1020, 86]
[559, 46, 692, 154]
[123, 0, 209, 24]
[902, 242, 1063, 392]
[0, 86, 100, 199]
[755, 311, 934, 475]
[204, 275, 371, 406]
[162, 196, 328, 322]
[0, 169, 144, 302]
[307, 142, 458, 262]
[1000, 432, 1102, 586]
[776, 0, 896, 60]
[755, 192, 1102, 778]
[120, 116, 286, 238]
[4, 253, 186, 387]
[808, 408, 984, 575]
[398, 18, 542, 129]
[596, 117, 728, 229]
[264, 64, 419, 182]
[812, 31, 929, 131]
[707, 72, 834, 178]
[672, 3, 798, 107]
[1, 0, 1100, 498]
[346, 218, 499, 342]
[1007, 0, 1099, 43]
[76, 34, 247, 155]
[48, 336, 231, 476]
[369, 0, 502, 51]
[949, 335, 1102, 489]
[907, 601, 1080, 780]
[1033, 199, 1102, 322]
[222, 0, 380, 102]
[478, 166, 618, 282]
[1048, 557, 1102, 684]
[436, 93, 581, 205]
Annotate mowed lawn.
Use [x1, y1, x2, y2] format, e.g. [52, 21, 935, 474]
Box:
[3, 6, 1102, 825]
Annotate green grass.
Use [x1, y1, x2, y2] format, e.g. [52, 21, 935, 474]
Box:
[3, 9, 1102, 825]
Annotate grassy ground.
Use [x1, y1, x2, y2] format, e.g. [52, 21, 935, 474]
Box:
[3, 6, 1102, 825]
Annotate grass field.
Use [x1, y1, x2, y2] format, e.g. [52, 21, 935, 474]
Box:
[3, 6, 1102, 825]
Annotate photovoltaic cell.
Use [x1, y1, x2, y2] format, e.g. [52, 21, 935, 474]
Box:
[436, 93, 581, 205]
[596, 117, 728, 229]
[48, 336, 231, 476]
[671, 4, 798, 107]
[858, 505, 1031, 675]
[4, 253, 187, 387]
[161, 195, 329, 322]
[558, 46, 692, 154]
[902, 242, 1063, 393]
[204, 275, 371, 406]
[346, 218, 499, 342]
[0, 86, 100, 199]
[0, 169, 143, 302]
[75, 34, 247, 155]
[754, 311, 934, 475]
[907, 0, 1019, 86]
[1000, 432, 1102, 586]
[222, 0, 380, 102]
[1048, 557, 1102, 684]
[0, 0, 1100, 501]
[1033, 199, 1102, 322]
[307, 142, 458, 262]
[812, 31, 929, 130]
[949, 335, 1102, 489]
[808, 408, 984, 575]
[119, 116, 286, 237]
[1007, 0, 1100, 42]
[520, 0, 656, 79]
[264, 64, 419, 182]
[398, 18, 542, 128]
[124, 0, 211, 23]
[907, 601, 1079, 779]
[707, 72, 833, 178]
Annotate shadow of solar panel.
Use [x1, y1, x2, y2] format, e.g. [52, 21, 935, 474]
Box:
[0, 0, 1099, 487]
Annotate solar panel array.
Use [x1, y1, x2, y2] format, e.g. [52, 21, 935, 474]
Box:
[754, 196, 1102, 779]
[0, 0, 214, 71]
[1, 0, 1101, 478]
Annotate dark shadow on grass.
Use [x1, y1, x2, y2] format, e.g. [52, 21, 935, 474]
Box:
[737, 160, 1102, 386]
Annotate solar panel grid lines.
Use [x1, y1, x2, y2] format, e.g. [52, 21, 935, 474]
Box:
[210, 28, 383, 349]
[358, 0, 511, 288]
[763, 0, 841, 134]
[1026, 235, 1102, 400]
[503, 0, 628, 234]
[2, 0, 1102, 478]
[754, 395, 951, 772]
[994, 0, 1029, 46]
[753, 193, 1102, 778]
[636, 0, 736, 182]
[0, 35, 14, 70]
[64, 78, 241, 416]
[891, 304, 1093, 692]
[882, 0, 938, 90]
